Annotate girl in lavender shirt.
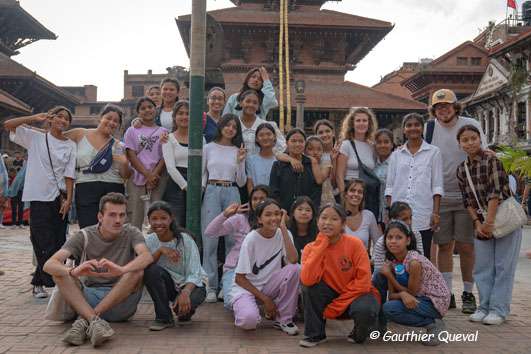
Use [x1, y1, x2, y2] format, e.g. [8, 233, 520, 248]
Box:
[124, 97, 167, 229]
[204, 185, 271, 309]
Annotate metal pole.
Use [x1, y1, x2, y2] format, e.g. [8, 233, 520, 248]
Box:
[187, 0, 206, 247]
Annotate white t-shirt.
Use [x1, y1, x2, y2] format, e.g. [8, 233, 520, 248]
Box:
[202, 142, 246, 187]
[429, 117, 486, 199]
[159, 110, 174, 131]
[10, 126, 76, 202]
[231, 228, 294, 301]
[339, 139, 376, 180]
[344, 209, 381, 250]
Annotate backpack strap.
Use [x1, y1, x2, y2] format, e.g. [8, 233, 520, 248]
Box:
[425, 119, 435, 144]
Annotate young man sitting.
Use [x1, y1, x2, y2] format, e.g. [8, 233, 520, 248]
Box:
[43, 193, 153, 347]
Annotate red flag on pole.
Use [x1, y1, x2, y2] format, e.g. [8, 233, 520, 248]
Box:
[508, 0, 517, 9]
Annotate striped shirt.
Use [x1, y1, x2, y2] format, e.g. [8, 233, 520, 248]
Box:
[456, 151, 511, 213]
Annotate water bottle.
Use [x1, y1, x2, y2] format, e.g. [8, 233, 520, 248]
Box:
[394, 263, 409, 287]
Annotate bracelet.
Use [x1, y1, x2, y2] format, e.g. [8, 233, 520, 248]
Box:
[432, 213, 440, 217]
[181, 288, 192, 295]
[485, 222, 495, 226]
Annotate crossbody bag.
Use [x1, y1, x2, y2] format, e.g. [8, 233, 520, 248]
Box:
[464, 161, 526, 238]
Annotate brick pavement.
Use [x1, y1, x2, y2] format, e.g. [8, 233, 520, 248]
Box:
[1, 226, 531, 354]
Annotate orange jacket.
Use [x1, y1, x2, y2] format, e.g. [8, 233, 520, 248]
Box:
[301, 233, 380, 319]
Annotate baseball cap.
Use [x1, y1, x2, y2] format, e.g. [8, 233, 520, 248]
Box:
[431, 89, 457, 106]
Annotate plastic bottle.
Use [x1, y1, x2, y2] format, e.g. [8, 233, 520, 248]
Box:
[394, 263, 409, 287]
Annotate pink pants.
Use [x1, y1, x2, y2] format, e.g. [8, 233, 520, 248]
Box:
[232, 263, 300, 330]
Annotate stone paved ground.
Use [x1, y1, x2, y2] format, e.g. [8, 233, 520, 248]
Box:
[1, 225, 531, 354]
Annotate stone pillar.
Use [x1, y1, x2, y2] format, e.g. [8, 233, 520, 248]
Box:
[295, 94, 306, 129]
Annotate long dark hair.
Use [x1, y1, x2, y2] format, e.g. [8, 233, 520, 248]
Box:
[236, 89, 263, 115]
[389, 201, 412, 220]
[135, 96, 156, 114]
[160, 78, 180, 108]
[99, 104, 124, 126]
[313, 119, 336, 146]
[344, 179, 366, 213]
[288, 196, 317, 239]
[254, 123, 276, 150]
[214, 113, 243, 147]
[248, 185, 271, 229]
[383, 220, 417, 261]
[254, 198, 282, 227]
[147, 201, 193, 245]
[235, 68, 264, 111]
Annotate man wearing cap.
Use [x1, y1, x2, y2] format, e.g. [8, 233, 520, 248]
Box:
[425, 89, 486, 314]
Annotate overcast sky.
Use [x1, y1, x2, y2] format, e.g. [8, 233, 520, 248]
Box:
[15, 0, 510, 101]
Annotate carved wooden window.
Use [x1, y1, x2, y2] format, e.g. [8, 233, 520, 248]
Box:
[457, 57, 468, 65]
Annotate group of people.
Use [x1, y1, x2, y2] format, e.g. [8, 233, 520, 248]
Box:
[1, 65, 524, 348]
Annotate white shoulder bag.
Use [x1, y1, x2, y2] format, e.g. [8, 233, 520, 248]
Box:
[464, 161, 526, 238]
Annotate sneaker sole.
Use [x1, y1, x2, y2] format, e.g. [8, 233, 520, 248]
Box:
[90, 330, 115, 347]
[462, 308, 477, 314]
[299, 338, 327, 347]
[272, 323, 299, 336]
[62, 335, 86, 346]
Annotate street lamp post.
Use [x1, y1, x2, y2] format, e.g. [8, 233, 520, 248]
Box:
[187, 0, 206, 247]
[295, 80, 306, 129]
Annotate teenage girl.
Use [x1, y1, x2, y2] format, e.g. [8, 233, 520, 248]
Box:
[381, 221, 450, 346]
[203, 185, 270, 309]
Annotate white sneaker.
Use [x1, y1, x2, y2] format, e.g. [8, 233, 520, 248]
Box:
[217, 289, 224, 300]
[205, 290, 217, 303]
[32, 286, 48, 299]
[469, 310, 488, 322]
[483, 312, 504, 325]
[273, 321, 299, 336]
[0, 224, 6, 229]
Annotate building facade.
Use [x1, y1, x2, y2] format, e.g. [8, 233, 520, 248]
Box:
[464, 25, 531, 147]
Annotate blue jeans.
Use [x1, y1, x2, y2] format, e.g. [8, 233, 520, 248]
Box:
[474, 228, 522, 318]
[221, 268, 236, 310]
[383, 296, 441, 327]
[83, 286, 142, 322]
[201, 184, 240, 292]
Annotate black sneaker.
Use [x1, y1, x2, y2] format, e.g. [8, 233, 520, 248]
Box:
[347, 325, 370, 344]
[448, 294, 456, 309]
[461, 291, 477, 314]
[299, 336, 327, 348]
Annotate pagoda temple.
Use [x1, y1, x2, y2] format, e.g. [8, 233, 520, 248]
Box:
[176, 0, 425, 131]
[0, 0, 79, 151]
